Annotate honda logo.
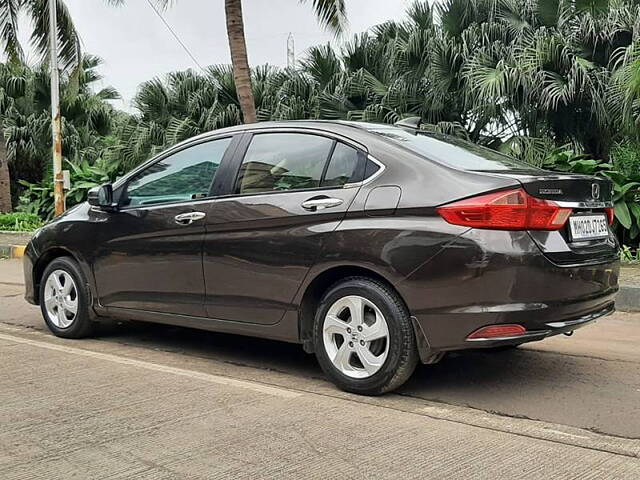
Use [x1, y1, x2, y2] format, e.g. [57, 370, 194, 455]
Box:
[592, 183, 600, 200]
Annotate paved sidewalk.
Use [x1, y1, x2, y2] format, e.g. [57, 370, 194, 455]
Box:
[2, 257, 640, 477]
[1, 325, 639, 479]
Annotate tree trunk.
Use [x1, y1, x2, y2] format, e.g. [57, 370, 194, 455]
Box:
[225, 0, 257, 124]
[0, 131, 12, 213]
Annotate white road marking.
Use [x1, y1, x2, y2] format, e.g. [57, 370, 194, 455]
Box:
[0, 332, 301, 399]
[543, 429, 589, 440]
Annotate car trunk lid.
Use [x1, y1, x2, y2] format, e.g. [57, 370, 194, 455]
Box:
[488, 172, 618, 265]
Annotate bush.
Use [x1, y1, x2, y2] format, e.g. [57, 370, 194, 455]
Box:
[621, 246, 640, 264]
[17, 156, 124, 220]
[0, 212, 43, 232]
[611, 141, 640, 179]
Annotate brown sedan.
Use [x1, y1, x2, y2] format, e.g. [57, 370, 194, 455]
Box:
[24, 120, 619, 394]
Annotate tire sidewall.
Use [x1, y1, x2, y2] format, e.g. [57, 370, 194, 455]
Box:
[39, 256, 91, 338]
[313, 278, 414, 395]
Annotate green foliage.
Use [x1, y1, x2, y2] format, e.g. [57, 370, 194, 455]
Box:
[0, 212, 42, 231]
[64, 156, 123, 204]
[611, 141, 640, 179]
[3, 0, 640, 251]
[0, 0, 82, 70]
[15, 179, 54, 220]
[1, 54, 125, 208]
[17, 156, 124, 220]
[621, 246, 640, 264]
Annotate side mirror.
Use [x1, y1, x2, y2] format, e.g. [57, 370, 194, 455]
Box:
[87, 184, 116, 210]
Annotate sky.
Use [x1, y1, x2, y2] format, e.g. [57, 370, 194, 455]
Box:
[29, 0, 418, 111]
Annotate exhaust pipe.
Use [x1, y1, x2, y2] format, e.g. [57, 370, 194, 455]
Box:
[564, 331, 574, 337]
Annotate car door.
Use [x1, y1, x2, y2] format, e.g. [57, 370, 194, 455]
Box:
[202, 130, 367, 325]
[92, 135, 237, 317]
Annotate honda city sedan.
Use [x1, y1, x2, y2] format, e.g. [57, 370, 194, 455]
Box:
[24, 120, 619, 394]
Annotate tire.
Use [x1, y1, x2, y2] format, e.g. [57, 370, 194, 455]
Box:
[39, 256, 95, 339]
[313, 276, 418, 395]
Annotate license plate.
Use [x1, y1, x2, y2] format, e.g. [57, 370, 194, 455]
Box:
[568, 214, 609, 241]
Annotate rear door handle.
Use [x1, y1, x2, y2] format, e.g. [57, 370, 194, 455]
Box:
[301, 197, 344, 211]
[174, 211, 206, 225]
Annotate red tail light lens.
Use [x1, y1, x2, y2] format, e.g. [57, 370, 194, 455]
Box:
[467, 324, 526, 340]
[437, 188, 573, 230]
[605, 207, 614, 225]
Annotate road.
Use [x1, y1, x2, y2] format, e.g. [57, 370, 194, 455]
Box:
[1, 258, 639, 478]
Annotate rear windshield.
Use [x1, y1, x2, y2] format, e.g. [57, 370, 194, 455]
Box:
[369, 127, 542, 172]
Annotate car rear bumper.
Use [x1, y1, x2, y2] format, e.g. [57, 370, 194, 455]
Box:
[456, 301, 615, 349]
[412, 291, 617, 352]
[398, 228, 619, 354]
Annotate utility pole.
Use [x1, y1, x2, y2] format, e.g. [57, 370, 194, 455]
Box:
[49, 0, 64, 216]
[287, 32, 295, 69]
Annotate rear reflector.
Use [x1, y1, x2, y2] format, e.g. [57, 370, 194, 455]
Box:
[467, 324, 526, 340]
[605, 207, 614, 225]
[437, 188, 573, 230]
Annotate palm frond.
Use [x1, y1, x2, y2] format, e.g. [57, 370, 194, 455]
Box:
[0, 0, 23, 64]
[298, 0, 347, 36]
[26, 0, 82, 71]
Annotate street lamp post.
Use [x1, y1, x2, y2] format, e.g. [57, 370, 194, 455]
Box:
[49, 0, 64, 216]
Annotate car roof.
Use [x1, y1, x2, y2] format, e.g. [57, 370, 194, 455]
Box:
[115, 120, 406, 189]
[184, 120, 397, 141]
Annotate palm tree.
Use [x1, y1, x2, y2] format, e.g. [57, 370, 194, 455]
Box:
[3, 55, 121, 215]
[114, 64, 282, 168]
[109, 0, 346, 124]
[225, 0, 346, 123]
[0, 0, 81, 68]
[0, 64, 28, 212]
[121, 0, 640, 163]
[0, 0, 81, 212]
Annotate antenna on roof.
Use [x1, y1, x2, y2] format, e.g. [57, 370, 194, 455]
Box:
[394, 117, 422, 132]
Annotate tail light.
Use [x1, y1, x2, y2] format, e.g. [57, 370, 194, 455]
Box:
[605, 207, 614, 225]
[467, 324, 526, 340]
[437, 188, 573, 231]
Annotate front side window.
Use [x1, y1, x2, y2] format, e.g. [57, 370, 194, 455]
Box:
[235, 133, 334, 194]
[124, 137, 232, 207]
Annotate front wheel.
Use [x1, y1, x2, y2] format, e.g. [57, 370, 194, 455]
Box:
[40, 257, 95, 339]
[313, 277, 418, 395]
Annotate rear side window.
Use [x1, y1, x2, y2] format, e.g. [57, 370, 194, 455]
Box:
[369, 127, 541, 172]
[236, 133, 334, 194]
[321, 143, 360, 187]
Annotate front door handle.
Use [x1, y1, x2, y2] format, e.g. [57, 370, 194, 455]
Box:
[174, 211, 206, 225]
[301, 197, 344, 211]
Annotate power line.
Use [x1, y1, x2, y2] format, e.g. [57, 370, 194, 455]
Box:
[144, 0, 205, 72]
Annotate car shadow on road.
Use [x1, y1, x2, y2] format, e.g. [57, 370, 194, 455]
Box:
[85, 320, 640, 438]
[96, 320, 320, 378]
[96, 320, 582, 394]
[399, 346, 602, 412]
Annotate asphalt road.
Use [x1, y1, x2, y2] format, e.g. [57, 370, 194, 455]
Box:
[1, 258, 640, 478]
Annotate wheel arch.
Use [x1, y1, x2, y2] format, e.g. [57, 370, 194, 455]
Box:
[32, 247, 86, 305]
[297, 264, 436, 363]
[297, 265, 412, 346]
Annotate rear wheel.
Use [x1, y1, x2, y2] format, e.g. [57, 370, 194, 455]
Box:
[313, 277, 418, 395]
[40, 257, 95, 338]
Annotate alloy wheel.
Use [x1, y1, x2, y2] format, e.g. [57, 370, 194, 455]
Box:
[322, 295, 390, 379]
[43, 270, 78, 328]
